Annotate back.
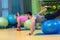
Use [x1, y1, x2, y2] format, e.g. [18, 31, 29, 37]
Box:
[17, 16, 28, 22]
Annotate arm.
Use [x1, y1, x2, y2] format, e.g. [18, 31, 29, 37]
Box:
[17, 19, 21, 28]
[29, 16, 36, 35]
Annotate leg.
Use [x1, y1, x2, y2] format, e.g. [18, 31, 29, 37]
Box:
[39, 8, 47, 15]
[45, 9, 60, 20]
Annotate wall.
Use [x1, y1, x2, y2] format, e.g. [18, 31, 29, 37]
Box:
[0, 0, 32, 16]
[32, 0, 41, 14]
[2, 0, 9, 17]
[0, 0, 2, 16]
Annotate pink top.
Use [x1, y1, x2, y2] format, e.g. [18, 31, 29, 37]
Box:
[17, 16, 28, 23]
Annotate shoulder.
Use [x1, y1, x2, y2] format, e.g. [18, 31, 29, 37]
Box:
[31, 16, 36, 20]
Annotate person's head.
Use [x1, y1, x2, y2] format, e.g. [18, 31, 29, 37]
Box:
[14, 14, 19, 19]
[25, 12, 32, 19]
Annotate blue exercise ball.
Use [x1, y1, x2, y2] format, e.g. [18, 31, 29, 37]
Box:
[57, 20, 60, 33]
[7, 14, 17, 25]
[41, 19, 59, 34]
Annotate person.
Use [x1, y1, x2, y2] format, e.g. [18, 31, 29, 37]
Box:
[28, 7, 60, 35]
[14, 12, 32, 31]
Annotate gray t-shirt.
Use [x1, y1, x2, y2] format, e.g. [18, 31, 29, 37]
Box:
[34, 14, 46, 23]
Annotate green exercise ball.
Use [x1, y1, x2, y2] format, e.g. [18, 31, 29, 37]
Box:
[24, 20, 32, 29]
[0, 17, 8, 27]
[36, 23, 41, 28]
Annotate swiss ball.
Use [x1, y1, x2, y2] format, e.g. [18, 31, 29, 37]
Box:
[57, 20, 60, 33]
[41, 19, 59, 34]
[36, 23, 41, 28]
[7, 14, 17, 25]
[0, 17, 8, 27]
[24, 20, 32, 29]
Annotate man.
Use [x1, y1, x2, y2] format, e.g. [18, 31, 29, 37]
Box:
[28, 7, 60, 35]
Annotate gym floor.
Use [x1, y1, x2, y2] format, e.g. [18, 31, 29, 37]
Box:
[0, 28, 60, 40]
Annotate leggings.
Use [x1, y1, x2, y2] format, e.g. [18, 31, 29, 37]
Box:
[45, 9, 60, 20]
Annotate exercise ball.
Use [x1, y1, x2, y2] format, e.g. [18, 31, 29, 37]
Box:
[57, 20, 60, 33]
[18, 16, 27, 23]
[0, 17, 8, 27]
[41, 19, 59, 34]
[7, 14, 17, 25]
[24, 20, 32, 29]
[36, 23, 41, 28]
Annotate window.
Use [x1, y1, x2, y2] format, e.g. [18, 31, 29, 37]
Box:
[2, 0, 8, 17]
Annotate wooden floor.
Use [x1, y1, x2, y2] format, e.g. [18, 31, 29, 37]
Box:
[0, 28, 60, 40]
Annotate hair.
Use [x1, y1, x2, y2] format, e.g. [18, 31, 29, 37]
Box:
[14, 14, 19, 16]
[26, 12, 32, 16]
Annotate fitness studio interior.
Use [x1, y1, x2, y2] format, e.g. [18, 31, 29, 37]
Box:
[0, 0, 60, 40]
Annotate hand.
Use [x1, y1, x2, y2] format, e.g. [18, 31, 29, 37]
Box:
[25, 33, 32, 36]
[17, 27, 21, 31]
[28, 33, 32, 35]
